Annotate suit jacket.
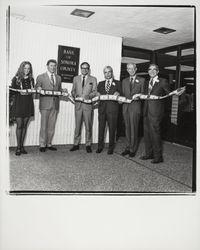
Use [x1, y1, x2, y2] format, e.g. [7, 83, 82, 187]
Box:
[35, 72, 61, 110]
[122, 75, 145, 114]
[97, 79, 121, 114]
[143, 77, 170, 118]
[71, 74, 97, 111]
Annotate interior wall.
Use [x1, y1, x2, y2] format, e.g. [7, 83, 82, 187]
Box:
[9, 17, 122, 146]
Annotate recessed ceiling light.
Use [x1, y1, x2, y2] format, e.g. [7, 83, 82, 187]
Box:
[70, 9, 95, 18]
[153, 27, 176, 34]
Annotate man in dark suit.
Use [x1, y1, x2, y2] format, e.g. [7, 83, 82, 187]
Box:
[70, 62, 97, 153]
[140, 64, 170, 163]
[36, 59, 63, 152]
[121, 63, 145, 157]
[96, 66, 121, 155]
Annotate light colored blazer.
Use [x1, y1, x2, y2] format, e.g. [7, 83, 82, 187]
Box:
[71, 74, 97, 110]
[35, 72, 62, 110]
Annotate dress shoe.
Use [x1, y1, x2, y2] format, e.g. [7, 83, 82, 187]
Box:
[129, 152, 135, 157]
[47, 146, 57, 151]
[86, 146, 92, 153]
[151, 158, 163, 164]
[121, 150, 130, 156]
[70, 145, 79, 151]
[15, 148, 21, 156]
[107, 149, 113, 155]
[20, 147, 27, 154]
[39, 147, 46, 152]
[96, 148, 103, 153]
[140, 155, 154, 160]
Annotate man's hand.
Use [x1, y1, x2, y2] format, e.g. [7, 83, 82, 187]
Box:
[113, 91, 119, 96]
[62, 88, 68, 93]
[132, 93, 141, 100]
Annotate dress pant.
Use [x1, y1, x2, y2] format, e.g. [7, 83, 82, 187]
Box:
[74, 105, 93, 146]
[123, 106, 141, 153]
[39, 108, 58, 147]
[143, 115, 163, 159]
[98, 111, 118, 150]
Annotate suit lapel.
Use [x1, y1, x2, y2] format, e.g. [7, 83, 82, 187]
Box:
[145, 80, 149, 94]
[151, 78, 159, 93]
[45, 73, 53, 89]
[85, 75, 90, 87]
[125, 78, 131, 94]
[55, 74, 60, 87]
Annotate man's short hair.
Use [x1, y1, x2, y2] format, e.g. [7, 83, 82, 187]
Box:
[46, 59, 57, 66]
[127, 63, 137, 69]
[148, 63, 159, 71]
[103, 65, 113, 73]
[80, 62, 90, 69]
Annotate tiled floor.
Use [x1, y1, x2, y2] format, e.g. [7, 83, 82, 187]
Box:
[9, 138, 194, 193]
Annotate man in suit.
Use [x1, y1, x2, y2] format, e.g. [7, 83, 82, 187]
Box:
[121, 63, 145, 157]
[36, 59, 63, 152]
[140, 64, 170, 163]
[96, 66, 121, 155]
[70, 62, 97, 153]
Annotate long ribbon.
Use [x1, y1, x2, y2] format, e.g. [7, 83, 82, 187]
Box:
[9, 86, 185, 104]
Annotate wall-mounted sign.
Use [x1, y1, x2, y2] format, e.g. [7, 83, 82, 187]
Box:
[57, 45, 80, 83]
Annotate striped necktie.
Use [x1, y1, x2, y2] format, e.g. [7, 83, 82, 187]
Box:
[148, 78, 153, 94]
[105, 80, 111, 93]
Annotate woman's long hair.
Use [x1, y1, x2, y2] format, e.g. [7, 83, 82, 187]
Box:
[15, 61, 33, 81]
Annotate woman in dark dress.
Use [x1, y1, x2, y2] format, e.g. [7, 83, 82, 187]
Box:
[10, 61, 34, 156]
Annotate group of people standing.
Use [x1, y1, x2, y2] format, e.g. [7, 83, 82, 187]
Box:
[10, 59, 170, 164]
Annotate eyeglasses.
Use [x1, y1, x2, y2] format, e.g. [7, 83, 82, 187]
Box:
[81, 67, 89, 70]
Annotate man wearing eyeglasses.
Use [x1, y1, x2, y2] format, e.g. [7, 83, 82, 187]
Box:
[140, 64, 170, 164]
[70, 62, 97, 153]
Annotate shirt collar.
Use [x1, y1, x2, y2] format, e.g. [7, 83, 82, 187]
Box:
[106, 78, 113, 83]
[47, 71, 55, 77]
[130, 75, 136, 81]
[82, 74, 88, 79]
[151, 75, 158, 83]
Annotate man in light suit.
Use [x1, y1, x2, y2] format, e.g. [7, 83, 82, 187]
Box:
[140, 64, 170, 163]
[96, 66, 121, 155]
[70, 62, 97, 153]
[36, 59, 63, 152]
[121, 63, 145, 157]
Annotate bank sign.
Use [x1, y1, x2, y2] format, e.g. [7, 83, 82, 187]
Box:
[57, 45, 80, 83]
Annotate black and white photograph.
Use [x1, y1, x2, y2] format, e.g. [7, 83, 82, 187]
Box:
[7, 4, 195, 193]
[0, 1, 199, 250]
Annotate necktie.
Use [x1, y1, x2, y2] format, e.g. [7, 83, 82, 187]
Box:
[105, 80, 111, 93]
[82, 76, 85, 88]
[148, 78, 153, 94]
[130, 77, 134, 91]
[51, 74, 54, 86]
